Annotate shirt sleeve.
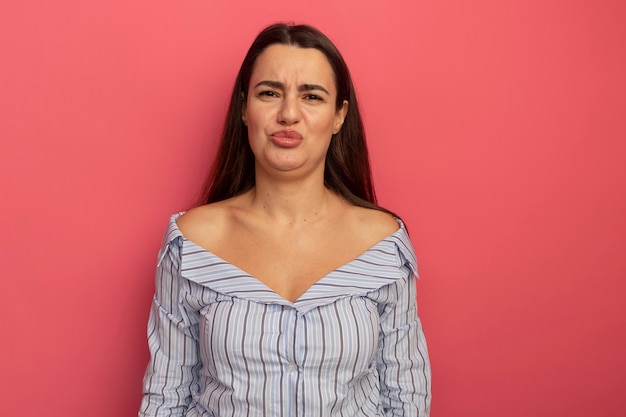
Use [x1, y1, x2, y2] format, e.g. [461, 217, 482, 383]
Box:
[376, 262, 431, 417]
[139, 238, 201, 417]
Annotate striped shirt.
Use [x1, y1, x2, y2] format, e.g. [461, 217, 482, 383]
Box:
[139, 213, 431, 417]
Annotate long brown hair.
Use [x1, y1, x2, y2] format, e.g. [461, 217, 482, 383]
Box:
[196, 23, 388, 214]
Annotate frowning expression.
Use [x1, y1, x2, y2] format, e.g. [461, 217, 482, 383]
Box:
[243, 44, 348, 178]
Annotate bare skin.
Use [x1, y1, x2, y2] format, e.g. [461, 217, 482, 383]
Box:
[177, 45, 399, 302]
[177, 190, 398, 303]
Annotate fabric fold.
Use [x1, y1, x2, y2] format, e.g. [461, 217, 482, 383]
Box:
[159, 212, 418, 313]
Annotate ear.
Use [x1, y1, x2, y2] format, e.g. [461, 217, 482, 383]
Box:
[241, 92, 247, 125]
[333, 100, 349, 134]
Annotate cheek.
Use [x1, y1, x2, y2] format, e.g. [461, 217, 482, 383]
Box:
[308, 110, 338, 132]
[245, 105, 271, 129]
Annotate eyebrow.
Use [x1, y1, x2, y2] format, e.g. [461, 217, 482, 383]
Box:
[254, 80, 330, 95]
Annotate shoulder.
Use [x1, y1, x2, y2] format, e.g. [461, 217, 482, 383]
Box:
[345, 205, 400, 243]
[175, 199, 241, 245]
[176, 204, 226, 231]
[351, 208, 417, 276]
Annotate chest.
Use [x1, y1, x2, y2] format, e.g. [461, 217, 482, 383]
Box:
[210, 231, 367, 302]
[197, 296, 381, 378]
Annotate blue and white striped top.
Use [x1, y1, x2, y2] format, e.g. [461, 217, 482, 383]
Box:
[139, 213, 431, 417]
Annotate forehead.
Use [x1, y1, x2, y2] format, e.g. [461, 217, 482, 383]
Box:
[251, 44, 337, 91]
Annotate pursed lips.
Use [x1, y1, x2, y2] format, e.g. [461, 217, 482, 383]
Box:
[269, 129, 304, 148]
[271, 129, 303, 139]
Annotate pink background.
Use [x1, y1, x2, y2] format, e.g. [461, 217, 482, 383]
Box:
[2, 1, 625, 416]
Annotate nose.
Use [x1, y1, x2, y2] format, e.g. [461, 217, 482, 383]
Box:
[278, 95, 301, 125]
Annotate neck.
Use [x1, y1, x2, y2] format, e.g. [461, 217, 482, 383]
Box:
[249, 174, 336, 225]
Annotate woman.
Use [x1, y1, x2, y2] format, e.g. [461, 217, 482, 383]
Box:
[139, 23, 431, 417]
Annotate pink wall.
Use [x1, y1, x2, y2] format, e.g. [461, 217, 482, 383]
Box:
[2, 1, 625, 416]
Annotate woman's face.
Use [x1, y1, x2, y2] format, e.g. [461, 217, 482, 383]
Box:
[243, 44, 348, 180]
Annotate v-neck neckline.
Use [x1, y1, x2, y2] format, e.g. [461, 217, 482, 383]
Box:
[180, 224, 403, 304]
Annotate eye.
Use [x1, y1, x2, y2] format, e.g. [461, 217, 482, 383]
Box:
[304, 94, 323, 101]
[258, 90, 279, 98]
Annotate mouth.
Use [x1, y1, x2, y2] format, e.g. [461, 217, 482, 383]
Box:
[270, 130, 303, 148]
[271, 130, 303, 139]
